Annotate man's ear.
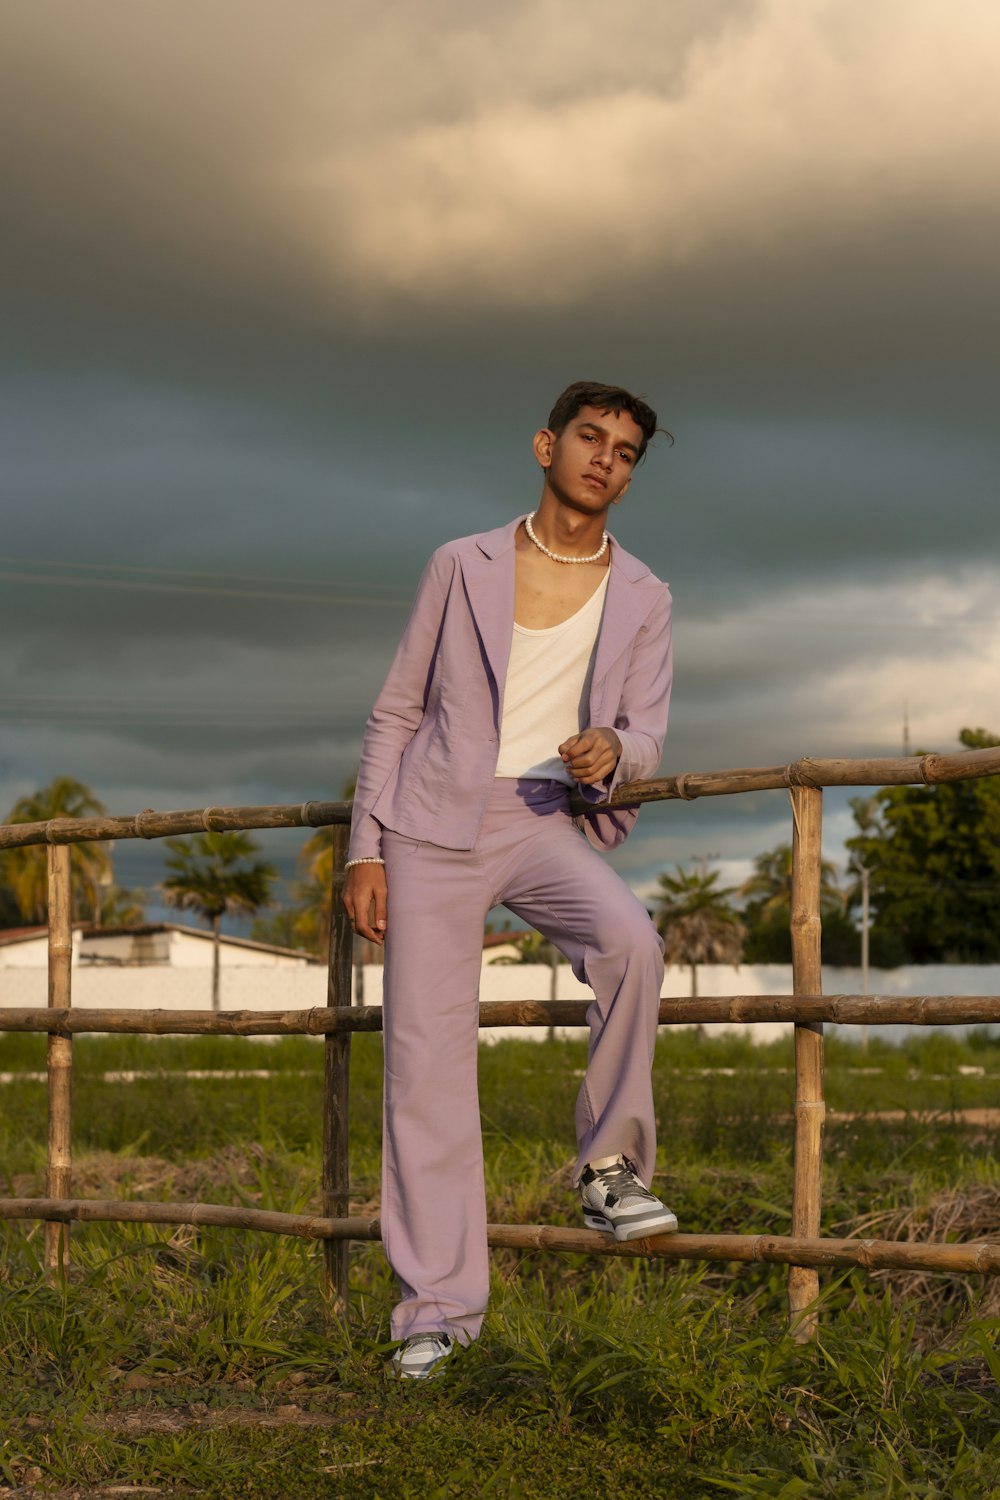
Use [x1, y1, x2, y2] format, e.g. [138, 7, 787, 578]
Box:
[533, 427, 555, 468]
[611, 477, 631, 504]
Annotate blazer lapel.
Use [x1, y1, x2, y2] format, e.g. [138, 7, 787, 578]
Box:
[458, 522, 519, 696]
[591, 557, 652, 687]
[588, 545, 661, 725]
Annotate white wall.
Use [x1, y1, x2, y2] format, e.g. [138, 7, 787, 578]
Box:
[358, 963, 1000, 1044]
[2, 961, 998, 1044]
[0, 965, 328, 1012]
[0, 934, 68, 969]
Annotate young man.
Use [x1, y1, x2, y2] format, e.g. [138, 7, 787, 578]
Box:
[343, 381, 675, 1380]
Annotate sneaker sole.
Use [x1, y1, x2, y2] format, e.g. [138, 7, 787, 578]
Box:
[583, 1209, 679, 1241]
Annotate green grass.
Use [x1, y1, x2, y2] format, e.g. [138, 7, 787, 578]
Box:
[1, 1031, 999, 1496]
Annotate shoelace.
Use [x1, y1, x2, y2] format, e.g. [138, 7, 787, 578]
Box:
[591, 1160, 653, 1204]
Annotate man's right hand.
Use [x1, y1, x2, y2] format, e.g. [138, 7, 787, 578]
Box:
[343, 863, 388, 944]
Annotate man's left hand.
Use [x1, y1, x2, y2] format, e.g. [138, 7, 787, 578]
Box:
[558, 727, 622, 786]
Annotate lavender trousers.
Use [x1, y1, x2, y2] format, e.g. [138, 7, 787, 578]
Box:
[380, 777, 665, 1344]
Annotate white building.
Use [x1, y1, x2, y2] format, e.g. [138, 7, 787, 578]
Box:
[0, 923, 323, 1012]
[2, 924, 995, 1042]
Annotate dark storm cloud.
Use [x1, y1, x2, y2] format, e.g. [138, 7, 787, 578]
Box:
[2, 0, 999, 895]
[3, 0, 998, 388]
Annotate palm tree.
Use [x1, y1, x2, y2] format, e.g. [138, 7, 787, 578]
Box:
[95, 883, 147, 928]
[739, 841, 849, 963]
[267, 775, 358, 959]
[653, 862, 746, 999]
[3, 777, 111, 924]
[161, 832, 278, 1011]
[740, 842, 844, 921]
[290, 826, 336, 955]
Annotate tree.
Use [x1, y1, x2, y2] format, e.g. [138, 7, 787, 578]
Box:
[250, 908, 308, 952]
[653, 862, 746, 998]
[740, 841, 848, 963]
[259, 774, 357, 957]
[2, 777, 112, 924]
[844, 727, 1000, 963]
[161, 832, 278, 1010]
[93, 883, 147, 928]
[0, 882, 22, 930]
[287, 826, 336, 954]
[251, 836, 360, 959]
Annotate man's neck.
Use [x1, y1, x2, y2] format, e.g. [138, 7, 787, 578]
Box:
[530, 499, 609, 559]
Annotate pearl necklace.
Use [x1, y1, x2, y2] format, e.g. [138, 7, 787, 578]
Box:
[524, 512, 609, 565]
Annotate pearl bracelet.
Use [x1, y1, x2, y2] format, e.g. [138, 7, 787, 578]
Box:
[345, 857, 385, 868]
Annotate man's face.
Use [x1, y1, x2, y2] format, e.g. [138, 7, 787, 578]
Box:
[535, 405, 643, 513]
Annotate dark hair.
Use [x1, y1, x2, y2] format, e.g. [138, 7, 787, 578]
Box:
[546, 381, 670, 462]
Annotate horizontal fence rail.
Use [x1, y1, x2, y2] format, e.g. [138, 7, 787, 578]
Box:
[2, 746, 999, 850]
[3, 996, 1000, 1035]
[1, 1200, 998, 1276]
[595, 745, 1000, 809]
[3, 747, 1000, 1339]
[0, 799, 352, 851]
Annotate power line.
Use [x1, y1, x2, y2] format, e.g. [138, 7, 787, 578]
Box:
[0, 568, 412, 609]
[0, 553, 412, 596]
[0, 555, 996, 631]
[0, 691, 369, 706]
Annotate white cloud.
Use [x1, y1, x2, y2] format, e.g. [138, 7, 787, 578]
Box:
[7, 1, 999, 321]
[302, 0, 1000, 305]
[673, 565, 1000, 764]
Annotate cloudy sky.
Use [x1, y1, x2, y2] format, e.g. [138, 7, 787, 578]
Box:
[2, 0, 998, 915]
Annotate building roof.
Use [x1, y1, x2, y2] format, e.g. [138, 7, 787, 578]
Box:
[0, 925, 51, 947]
[0, 921, 321, 963]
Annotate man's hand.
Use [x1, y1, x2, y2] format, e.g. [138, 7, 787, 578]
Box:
[343, 862, 388, 945]
[558, 727, 622, 786]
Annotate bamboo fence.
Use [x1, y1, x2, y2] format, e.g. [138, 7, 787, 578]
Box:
[2, 745, 1000, 1335]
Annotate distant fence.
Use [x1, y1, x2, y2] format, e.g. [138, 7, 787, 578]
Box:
[3, 745, 1000, 1340]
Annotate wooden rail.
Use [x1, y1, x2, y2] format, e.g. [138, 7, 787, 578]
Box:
[4, 996, 1000, 1035]
[2, 747, 1000, 1334]
[1, 1199, 998, 1275]
[599, 745, 1000, 807]
[0, 799, 351, 851]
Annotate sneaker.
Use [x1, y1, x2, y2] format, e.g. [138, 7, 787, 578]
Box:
[390, 1331, 456, 1381]
[580, 1155, 679, 1242]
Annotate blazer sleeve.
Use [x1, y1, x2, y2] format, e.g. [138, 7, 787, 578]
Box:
[579, 582, 672, 850]
[608, 583, 672, 789]
[348, 546, 454, 861]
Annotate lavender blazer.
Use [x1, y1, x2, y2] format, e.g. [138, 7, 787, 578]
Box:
[348, 515, 672, 860]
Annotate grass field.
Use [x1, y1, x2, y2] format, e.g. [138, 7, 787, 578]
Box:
[1, 1028, 999, 1498]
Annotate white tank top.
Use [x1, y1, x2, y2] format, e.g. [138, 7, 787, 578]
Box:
[495, 571, 609, 784]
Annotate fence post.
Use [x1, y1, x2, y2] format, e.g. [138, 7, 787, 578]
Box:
[788, 785, 825, 1340]
[45, 843, 73, 1276]
[322, 824, 353, 1319]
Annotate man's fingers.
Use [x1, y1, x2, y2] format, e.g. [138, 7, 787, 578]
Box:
[559, 727, 621, 783]
[373, 884, 388, 935]
[342, 868, 388, 944]
[350, 904, 383, 944]
[574, 756, 615, 785]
